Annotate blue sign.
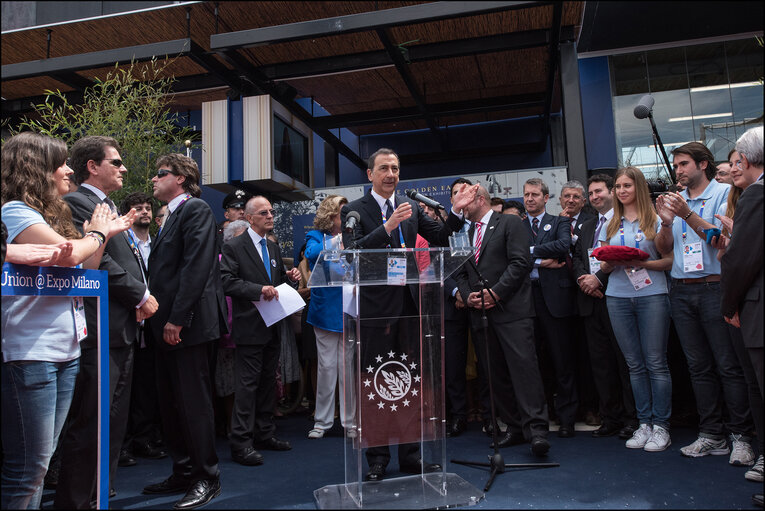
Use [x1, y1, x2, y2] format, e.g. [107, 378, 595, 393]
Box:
[1, 263, 110, 509]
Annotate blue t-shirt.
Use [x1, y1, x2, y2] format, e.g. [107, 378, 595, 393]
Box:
[599, 216, 668, 298]
[1, 201, 81, 363]
[668, 179, 729, 278]
[305, 229, 343, 333]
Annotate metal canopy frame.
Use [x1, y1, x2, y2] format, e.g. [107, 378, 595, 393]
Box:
[2, 0, 571, 172]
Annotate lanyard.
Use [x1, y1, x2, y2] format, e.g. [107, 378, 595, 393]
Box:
[619, 220, 643, 249]
[681, 199, 706, 244]
[381, 204, 407, 248]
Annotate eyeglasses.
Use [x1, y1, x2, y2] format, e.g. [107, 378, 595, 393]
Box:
[254, 209, 277, 217]
[104, 159, 124, 168]
[733, 159, 743, 169]
[156, 169, 175, 178]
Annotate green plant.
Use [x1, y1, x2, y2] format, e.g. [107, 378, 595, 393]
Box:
[11, 57, 197, 208]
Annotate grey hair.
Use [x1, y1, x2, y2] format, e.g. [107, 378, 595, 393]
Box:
[561, 180, 586, 196]
[735, 126, 764, 168]
[524, 177, 549, 196]
[223, 219, 249, 242]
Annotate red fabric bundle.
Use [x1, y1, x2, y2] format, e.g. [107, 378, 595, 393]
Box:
[593, 245, 650, 262]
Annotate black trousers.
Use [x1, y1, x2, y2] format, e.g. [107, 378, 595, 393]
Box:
[583, 298, 637, 428]
[444, 313, 469, 420]
[729, 325, 764, 451]
[471, 315, 548, 440]
[123, 341, 163, 450]
[155, 342, 219, 482]
[531, 284, 579, 428]
[229, 339, 280, 450]
[54, 343, 134, 509]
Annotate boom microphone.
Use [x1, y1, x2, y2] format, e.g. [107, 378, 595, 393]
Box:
[405, 189, 445, 210]
[344, 211, 360, 233]
[633, 95, 655, 119]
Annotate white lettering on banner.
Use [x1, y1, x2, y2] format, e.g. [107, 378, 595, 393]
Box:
[1, 270, 34, 288]
[47, 274, 71, 291]
[71, 275, 100, 289]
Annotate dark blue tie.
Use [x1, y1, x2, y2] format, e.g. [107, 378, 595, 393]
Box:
[260, 238, 271, 280]
[385, 199, 400, 248]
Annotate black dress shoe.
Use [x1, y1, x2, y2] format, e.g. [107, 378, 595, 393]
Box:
[557, 425, 575, 438]
[231, 447, 264, 466]
[618, 424, 637, 439]
[118, 449, 137, 467]
[400, 459, 442, 474]
[365, 463, 386, 481]
[254, 437, 292, 451]
[752, 493, 763, 508]
[491, 431, 525, 449]
[447, 418, 467, 438]
[134, 442, 169, 459]
[143, 474, 192, 495]
[173, 478, 221, 510]
[592, 423, 622, 438]
[530, 436, 550, 456]
[482, 419, 499, 437]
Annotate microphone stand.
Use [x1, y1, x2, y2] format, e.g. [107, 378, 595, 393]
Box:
[450, 258, 558, 492]
[647, 111, 677, 185]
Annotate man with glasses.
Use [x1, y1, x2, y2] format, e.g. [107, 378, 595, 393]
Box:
[142, 154, 228, 510]
[220, 196, 301, 467]
[55, 136, 159, 508]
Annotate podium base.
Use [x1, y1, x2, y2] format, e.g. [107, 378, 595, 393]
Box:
[314, 472, 484, 509]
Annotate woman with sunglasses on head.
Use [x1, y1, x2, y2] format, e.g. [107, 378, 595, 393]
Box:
[597, 166, 674, 453]
[1, 132, 134, 510]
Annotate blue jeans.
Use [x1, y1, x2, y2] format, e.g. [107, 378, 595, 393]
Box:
[1, 358, 79, 510]
[670, 281, 753, 439]
[607, 294, 672, 429]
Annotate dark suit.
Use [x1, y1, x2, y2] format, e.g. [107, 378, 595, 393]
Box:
[455, 211, 548, 439]
[341, 191, 463, 468]
[572, 214, 636, 429]
[721, 178, 764, 396]
[525, 212, 578, 429]
[220, 231, 289, 449]
[55, 186, 147, 509]
[147, 196, 227, 483]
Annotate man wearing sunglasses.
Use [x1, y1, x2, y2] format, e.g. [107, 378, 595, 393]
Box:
[142, 154, 228, 510]
[220, 196, 301, 467]
[56, 136, 159, 509]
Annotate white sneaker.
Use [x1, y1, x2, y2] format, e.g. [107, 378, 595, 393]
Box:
[308, 428, 325, 439]
[644, 425, 671, 452]
[680, 436, 729, 457]
[625, 424, 652, 449]
[729, 434, 755, 466]
[745, 455, 764, 482]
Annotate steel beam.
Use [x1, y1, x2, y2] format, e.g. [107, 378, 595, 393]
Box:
[210, 1, 545, 51]
[2, 39, 194, 81]
[541, 2, 562, 133]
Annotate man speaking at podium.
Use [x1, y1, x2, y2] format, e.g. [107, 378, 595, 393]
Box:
[340, 147, 477, 482]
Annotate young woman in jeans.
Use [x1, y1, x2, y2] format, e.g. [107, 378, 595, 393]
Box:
[598, 166, 674, 452]
[1, 132, 133, 509]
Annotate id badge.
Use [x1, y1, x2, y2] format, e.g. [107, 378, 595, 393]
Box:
[72, 297, 87, 342]
[387, 257, 407, 286]
[625, 267, 652, 291]
[682, 241, 704, 273]
[587, 248, 601, 274]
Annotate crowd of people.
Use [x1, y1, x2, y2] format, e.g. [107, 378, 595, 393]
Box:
[1, 126, 762, 509]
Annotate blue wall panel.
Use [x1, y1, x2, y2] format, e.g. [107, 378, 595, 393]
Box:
[579, 56, 618, 171]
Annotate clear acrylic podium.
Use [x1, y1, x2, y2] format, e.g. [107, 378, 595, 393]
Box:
[309, 245, 485, 509]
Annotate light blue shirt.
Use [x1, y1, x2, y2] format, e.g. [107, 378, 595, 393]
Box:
[668, 179, 729, 278]
[599, 216, 668, 298]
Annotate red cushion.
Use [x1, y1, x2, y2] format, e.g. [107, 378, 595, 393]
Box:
[593, 245, 650, 261]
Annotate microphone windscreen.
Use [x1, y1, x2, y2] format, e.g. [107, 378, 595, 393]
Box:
[633, 95, 655, 119]
[347, 211, 360, 221]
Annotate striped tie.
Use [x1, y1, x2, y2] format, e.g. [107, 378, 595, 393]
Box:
[474, 221, 483, 263]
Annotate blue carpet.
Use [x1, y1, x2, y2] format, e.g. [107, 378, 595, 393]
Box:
[43, 413, 759, 509]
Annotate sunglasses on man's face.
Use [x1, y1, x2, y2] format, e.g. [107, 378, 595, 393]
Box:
[156, 169, 176, 178]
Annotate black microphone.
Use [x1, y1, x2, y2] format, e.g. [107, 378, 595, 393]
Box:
[633, 95, 655, 119]
[344, 211, 360, 233]
[405, 189, 445, 210]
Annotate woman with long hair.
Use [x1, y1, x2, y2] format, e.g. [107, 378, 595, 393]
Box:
[1, 132, 134, 509]
[598, 166, 674, 453]
[305, 194, 352, 438]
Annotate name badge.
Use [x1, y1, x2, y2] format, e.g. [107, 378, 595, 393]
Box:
[625, 267, 652, 291]
[587, 248, 601, 274]
[72, 297, 87, 342]
[682, 241, 704, 273]
[387, 257, 407, 286]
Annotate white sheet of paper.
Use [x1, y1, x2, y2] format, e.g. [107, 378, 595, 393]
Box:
[252, 283, 306, 327]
